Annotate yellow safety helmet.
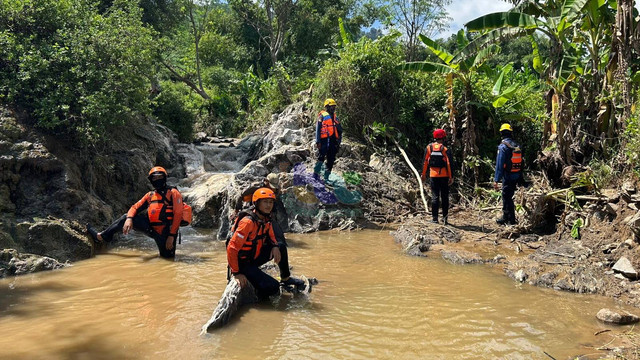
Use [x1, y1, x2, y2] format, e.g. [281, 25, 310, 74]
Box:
[499, 123, 513, 132]
[324, 98, 337, 107]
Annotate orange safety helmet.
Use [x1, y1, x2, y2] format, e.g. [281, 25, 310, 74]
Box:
[148, 166, 167, 178]
[252, 187, 276, 203]
[433, 129, 446, 139]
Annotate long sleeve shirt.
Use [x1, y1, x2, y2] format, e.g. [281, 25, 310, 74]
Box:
[127, 188, 183, 237]
[494, 138, 522, 183]
[315, 112, 343, 144]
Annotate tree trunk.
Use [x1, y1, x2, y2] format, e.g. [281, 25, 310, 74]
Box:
[612, 0, 634, 130]
[462, 81, 479, 185]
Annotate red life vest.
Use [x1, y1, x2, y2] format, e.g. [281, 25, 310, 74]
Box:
[318, 110, 340, 139]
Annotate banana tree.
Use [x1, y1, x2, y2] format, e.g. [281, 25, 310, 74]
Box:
[463, 0, 591, 165]
[399, 30, 498, 184]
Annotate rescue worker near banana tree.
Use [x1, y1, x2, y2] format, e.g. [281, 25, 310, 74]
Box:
[315, 98, 343, 180]
[493, 123, 523, 226]
[227, 188, 309, 297]
[421, 128, 454, 224]
[87, 166, 186, 258]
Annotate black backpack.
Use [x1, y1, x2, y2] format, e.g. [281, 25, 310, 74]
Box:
[428, 143, 448, 169]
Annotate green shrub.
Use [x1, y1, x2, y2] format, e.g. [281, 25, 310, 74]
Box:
[151, 82, 195, 142]
[0, 0, 155, 141]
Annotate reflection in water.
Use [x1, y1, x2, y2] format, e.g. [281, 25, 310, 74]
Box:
[0, 228, 631, 359]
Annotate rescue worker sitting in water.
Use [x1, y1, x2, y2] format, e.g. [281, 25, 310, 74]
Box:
[227, 188, 309, 297]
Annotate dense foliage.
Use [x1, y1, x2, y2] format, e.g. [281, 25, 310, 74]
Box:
[1, 0, 639, 185]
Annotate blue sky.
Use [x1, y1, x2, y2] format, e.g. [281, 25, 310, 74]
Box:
[437, 0, 640, 39]
[437, 0, 512, 39]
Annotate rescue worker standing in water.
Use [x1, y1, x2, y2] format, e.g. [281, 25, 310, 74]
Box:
[227, 188, 309, 297]
[421, 129, 454, 224]
[87, 166, 185, 258]
[315, 98, 343, 180]
[493, 123, 523, 225]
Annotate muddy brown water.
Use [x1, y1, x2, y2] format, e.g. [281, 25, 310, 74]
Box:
[0, 228, 633, 359]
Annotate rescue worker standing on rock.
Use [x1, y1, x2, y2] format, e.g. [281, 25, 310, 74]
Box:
[87, 166, 186, 258]
[227, 188, 309, 297]
[493, 123, 523, 225]
[315, 98, 343, 180]
[421, 129, 454, 224]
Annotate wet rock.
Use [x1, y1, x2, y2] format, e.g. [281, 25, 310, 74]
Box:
[0, 249, 67, 278]
[18, 218, 92, 262]
[440, 250, 483, 265]
[612, 257, 639, 280]
[596, 308, 640, 325]
[534, 272, 557, 287]
[514, 269, 527, 282]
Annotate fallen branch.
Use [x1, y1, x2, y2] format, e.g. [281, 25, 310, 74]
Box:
[480, 206, 501, 211]
[543, 250, 575, 258]
[392, 138, 429, 214]
[594, 329, 611, 336]
[541, 260, 574, 265]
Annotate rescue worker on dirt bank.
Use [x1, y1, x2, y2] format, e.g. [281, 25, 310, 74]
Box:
[421, 128, 454, 224]
[493, 123, 523, 225]
[227, 188, 309, 297]
[87, 166, 185, 258]
[315, 98, 343, 180]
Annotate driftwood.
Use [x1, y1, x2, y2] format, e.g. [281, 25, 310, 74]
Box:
[201, 276, 259, 334]
[393, 139, 430, 214]
[201, 275, 312, 334]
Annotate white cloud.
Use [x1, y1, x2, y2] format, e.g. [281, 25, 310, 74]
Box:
[437, 0, 513, 39]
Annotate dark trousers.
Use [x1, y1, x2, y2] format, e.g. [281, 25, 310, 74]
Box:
[101, 213, 177, 258]
[318, 139, 339, 174]
[502, 178, 517, 223]
[239, 242, 291, 299]
[430, 177, 450, 221]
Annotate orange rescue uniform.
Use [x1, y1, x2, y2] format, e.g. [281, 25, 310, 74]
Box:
[227, 214, 277, 274]
[421, 143, 452, 179]
[127, 188, 184, 237]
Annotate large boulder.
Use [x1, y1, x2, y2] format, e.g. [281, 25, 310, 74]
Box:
[15, 218, 93, 262]
[0, 249, 68, 278]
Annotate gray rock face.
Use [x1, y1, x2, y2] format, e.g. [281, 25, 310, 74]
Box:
[177, 98, 417, 239]
[596, 308, 640, 325]
[0, 107, 182, 268]
[612, 257, 639, 280]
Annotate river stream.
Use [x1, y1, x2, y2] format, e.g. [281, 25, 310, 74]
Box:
[0, 228, 630, 359]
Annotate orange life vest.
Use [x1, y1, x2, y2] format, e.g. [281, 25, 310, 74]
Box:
[423, 143, 451, 178]
[227, 210, 277, 273]
[318, 110, 340, 139]
[502, 140, 523, 173]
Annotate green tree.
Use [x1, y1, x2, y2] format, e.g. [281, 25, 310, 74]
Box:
[378, 0, 451, 61]
[0, 0, 155, 140]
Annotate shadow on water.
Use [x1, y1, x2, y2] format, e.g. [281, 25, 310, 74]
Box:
[0, 281, 72, 318]
[46, 329, 140, 360]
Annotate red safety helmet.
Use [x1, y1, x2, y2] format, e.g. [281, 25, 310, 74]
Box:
[252, 187, 276, 203]
[433, 129, 446, 139]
